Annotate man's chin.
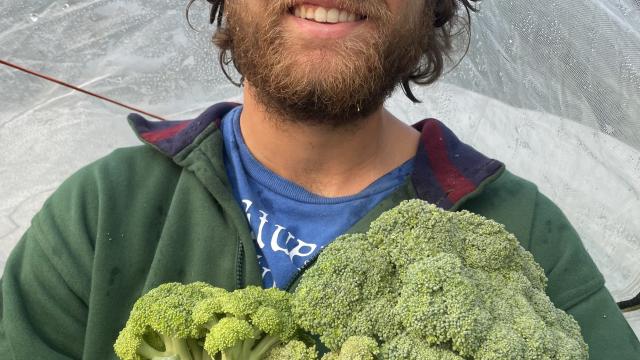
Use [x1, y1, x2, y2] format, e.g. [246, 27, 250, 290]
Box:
[281, 38, 361, 64]
[251, 81, 384, 129]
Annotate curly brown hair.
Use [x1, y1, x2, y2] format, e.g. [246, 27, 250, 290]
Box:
[189, 0, 479, 103]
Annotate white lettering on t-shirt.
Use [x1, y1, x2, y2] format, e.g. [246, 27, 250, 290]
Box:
[256, 210, 269, 249]
[270, 224, 289, 255]
[241, 200, 317, 263]
[241, 199, 253, 222]
[289, 239, 316, 260]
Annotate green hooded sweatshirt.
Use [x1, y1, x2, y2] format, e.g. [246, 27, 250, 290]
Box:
[1, 103, 638, 359]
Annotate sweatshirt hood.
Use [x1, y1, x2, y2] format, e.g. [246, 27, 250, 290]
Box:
[128, 103, 504, 210]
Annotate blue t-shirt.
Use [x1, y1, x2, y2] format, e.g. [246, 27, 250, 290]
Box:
[222, 106, 414, 288]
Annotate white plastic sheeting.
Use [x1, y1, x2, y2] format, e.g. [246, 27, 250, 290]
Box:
[1, 0, 639, 335]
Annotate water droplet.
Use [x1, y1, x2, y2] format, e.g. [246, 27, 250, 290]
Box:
[29, 13, 39, 22]
[63, 3, 70, 9]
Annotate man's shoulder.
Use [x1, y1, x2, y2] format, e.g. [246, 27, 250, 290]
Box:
[93, 144, 178, 173]
[478, 168, 539, 199]
[461, 169, 606, 305]
[47, 145, 182, 213]
[460, 170, 539, 247]
[463, 169, 581, 249]
[460, 169, 591, 259]
[72, 145, 178, 182]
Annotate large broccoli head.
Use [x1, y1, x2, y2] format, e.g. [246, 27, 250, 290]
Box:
[292, 200, 588, 359]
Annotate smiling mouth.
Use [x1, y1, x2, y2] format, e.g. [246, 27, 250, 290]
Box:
[288, 4, 367, 24]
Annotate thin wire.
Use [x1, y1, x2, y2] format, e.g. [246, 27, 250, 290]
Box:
[0, 59, 167, 121]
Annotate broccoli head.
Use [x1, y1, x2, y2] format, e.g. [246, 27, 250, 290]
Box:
[292, 199, 588, 359]
[115, 283, 316, 360]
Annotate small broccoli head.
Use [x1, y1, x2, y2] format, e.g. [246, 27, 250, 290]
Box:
[116, 283, 306, 360]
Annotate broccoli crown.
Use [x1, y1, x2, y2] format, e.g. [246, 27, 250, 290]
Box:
[292, 200, 588, 359]
[114, 283, 314, 360]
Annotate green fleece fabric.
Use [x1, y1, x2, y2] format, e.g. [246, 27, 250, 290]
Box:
[1, 127, 638, 359]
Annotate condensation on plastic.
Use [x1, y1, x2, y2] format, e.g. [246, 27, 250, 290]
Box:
[444, 0, 640, 150]
[0, 0, 639, 335]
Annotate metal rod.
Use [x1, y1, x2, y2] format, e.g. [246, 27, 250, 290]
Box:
[0, 59, 167, 121]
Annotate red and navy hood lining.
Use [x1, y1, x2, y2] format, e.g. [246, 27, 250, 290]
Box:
[411, 119, 504, 209]
[128, 102, 504, 210]
[128, 102, 238, 157]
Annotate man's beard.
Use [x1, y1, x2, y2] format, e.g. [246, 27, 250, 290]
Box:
[224, 0, 429, 128]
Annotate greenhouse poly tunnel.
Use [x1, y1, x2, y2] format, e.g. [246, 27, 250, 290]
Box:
[1, 0, 639, 349]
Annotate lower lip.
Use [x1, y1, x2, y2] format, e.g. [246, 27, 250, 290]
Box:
[286, 13, 366, 39]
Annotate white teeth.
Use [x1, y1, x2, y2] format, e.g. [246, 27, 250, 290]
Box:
[326, 8, 340, 23]
[338, 10, 349, 22]
[315, 7, 327, 22]
[292, 5, 363, 23]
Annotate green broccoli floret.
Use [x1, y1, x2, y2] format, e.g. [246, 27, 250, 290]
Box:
[265, 340, 319, 359]
[321, 336, 380, 360]
[292, 233, 401, 350]
[193, 286, 303, 359]
[379, 335, 465, 360]
[115, 283, 314, 360]
[292, 199, 588, 359]
[114, 282, 213, 360]
[395, 253, 493, 356]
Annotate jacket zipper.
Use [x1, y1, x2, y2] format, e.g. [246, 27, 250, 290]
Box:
[235, 239, 245, 289]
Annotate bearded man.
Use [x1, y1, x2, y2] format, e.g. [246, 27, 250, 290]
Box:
[0, 0, 638, 358]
